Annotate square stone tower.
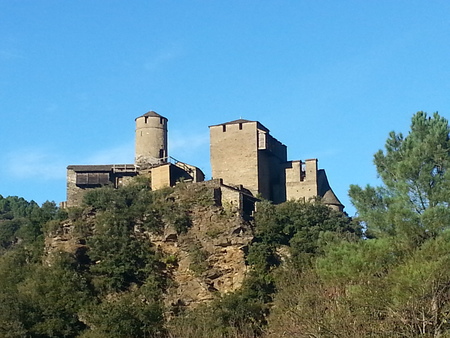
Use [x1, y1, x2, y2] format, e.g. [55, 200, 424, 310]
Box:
[209, 119, 287, 203]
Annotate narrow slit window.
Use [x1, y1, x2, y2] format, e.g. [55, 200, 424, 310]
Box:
[160, 117, 163, 124]
[239, 123, 243, 130]
[144, 116, 148, 124]
[222, 124, 226, 132]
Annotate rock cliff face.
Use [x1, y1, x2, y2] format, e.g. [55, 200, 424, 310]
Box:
[44, 183, 254, 309]
[152, 204, 253, 308]
[44, 209, 95, 267]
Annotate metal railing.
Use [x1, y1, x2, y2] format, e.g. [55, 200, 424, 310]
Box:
[112, 164, 139, 173]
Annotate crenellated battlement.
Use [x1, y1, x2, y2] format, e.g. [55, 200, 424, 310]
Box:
[65, 112, 343, 212]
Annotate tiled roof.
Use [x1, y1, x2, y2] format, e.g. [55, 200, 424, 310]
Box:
[136, 111, 167, 120]
[317, 169, 344, 208]
[209, 119, 270, 132]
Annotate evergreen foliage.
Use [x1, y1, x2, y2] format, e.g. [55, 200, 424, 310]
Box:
[267, 111, 450, 337]
[350, 111, 450, 243]
[250, 199, 359, 269]
[0, 177, 360, 337]
[2, 111, 450, 337]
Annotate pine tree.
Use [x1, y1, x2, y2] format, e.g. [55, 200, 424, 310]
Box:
[350, 111, 450, 244]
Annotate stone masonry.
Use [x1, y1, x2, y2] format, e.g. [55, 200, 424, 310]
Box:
[65, 111, 343, 212]
[210, 119, 343, 211]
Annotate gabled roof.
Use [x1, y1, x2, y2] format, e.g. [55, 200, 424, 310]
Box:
[135, 111, 167, 120]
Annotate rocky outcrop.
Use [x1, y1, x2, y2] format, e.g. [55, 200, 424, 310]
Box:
[150, 204, 253, 309]
[44, 208, 94, 266]
[45, 185, 254, 310]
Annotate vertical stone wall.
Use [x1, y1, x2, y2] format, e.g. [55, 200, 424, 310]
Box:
[135, 112, 168, 166]
[266, 133, 287, 160]
[210, 120, 288, 202]
[257, 149, 272, 200]
[210, 122, 259, 196]
[285, 159, 319, 201]
[66, 169, 87, 208]
[257, 131, 287, 203]
[65, 113, 343, 211]
[220, 186, 243, 212]
[65, 165, 138, 207]
[285, 160, 302, 183]
[151, 164, 171, 190]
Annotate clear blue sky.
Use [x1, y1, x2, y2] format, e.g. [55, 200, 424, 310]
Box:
[1, 1, 450, 216]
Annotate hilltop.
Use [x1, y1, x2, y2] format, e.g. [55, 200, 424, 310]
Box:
[0, 177, 355, 337]
[2, 111, 450, 337]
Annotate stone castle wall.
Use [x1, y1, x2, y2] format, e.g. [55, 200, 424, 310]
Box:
[66, 168, 83, 208]
[65, 113, 343, 211]
[66, 165, 138, 208]
[285, 159, 319, 202]
[135, 112, 168, 166]
[210, 120, 289, 203]
[210, 121, 259, 196]
[257, 132, 287, 203]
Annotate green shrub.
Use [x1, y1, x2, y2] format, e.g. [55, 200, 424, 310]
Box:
[188, 243, 210, 276]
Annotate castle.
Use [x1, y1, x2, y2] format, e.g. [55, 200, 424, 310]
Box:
[65, 111, 343, 212]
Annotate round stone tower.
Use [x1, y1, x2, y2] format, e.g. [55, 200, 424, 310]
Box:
[135, 111, 168, 168]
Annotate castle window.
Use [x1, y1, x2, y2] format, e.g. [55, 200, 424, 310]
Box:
[160, 117, 163, 124]
[258, 131, 267, 149]
[145, 116, 148, 124]
[239, 123, 243, 130]
[76, 172, 110, 186]
[222, 124, 226, 132]
[159, 149, 165, 159]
